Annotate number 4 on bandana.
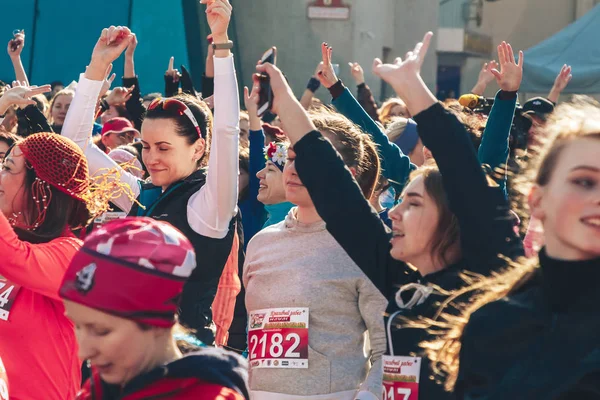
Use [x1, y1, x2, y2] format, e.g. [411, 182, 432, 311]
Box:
[382, 356, 421, 400]
[248, 307, 309, 369]
[0, 279, 21, 321]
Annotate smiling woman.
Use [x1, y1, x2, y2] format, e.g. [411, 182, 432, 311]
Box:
[431, 96, 600, 398]
[61, 3, 240, 346]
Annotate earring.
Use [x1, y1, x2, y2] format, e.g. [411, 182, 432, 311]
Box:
[8, 211, 22, 226]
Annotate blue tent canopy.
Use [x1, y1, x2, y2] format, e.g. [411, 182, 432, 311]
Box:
[521, 4, 600, 94]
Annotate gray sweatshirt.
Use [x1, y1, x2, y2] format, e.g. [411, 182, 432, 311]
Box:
[244, 208, 388, 399]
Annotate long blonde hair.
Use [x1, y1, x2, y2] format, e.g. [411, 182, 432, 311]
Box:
[424, 95, 600, 391]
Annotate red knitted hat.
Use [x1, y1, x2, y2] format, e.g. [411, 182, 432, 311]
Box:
[18, 132, 89, 202]
[59, 217, 196, 328]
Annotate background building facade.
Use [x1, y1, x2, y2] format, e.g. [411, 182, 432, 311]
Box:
[1, 0, 597, 102]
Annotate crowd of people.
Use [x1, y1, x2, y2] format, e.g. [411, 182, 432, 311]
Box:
[0, 0, 598, 399]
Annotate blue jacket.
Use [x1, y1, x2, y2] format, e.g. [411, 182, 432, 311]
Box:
[330, 82, 416, 193]
[477, 90, 517, 196]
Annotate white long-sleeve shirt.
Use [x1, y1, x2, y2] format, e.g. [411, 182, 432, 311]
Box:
[61, 56, 240, 239]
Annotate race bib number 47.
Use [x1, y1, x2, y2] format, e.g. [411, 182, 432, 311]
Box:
[382, 356, 421, 400]
[248, 307, 309, 369]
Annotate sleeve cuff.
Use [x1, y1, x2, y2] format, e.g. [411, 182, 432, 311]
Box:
[497, 90, 517, 101]
[328, 79, 345, 100]
[357, 83, 367, 90]
[213, 54, 235, 76]
[77, 73, 105, 97]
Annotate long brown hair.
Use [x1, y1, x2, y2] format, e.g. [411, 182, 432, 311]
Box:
[424, 95, 600, 391]
[408, 166, 461, 266]
[309, 109, 380, 199]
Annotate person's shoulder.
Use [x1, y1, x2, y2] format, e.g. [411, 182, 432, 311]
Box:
[180, 381, 245, 399]
[463, 278, 546, 349]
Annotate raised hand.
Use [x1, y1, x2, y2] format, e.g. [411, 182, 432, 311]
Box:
[166, 56, 182, 83]
[372, 32, 432, 95]
[372, 32, 436, 115]
[7, 31, 25, 59]
[479, 61, 498, 86]
[348, 62, 365, 85]
[88, 26, 133, 81]
[316, 42, 338, 89]
[106, 86, 135, 106]
[99, 64, 116, 99]
[471, 60, 498, 95]
[254, 62, 315, 145]
[548, 64, 572, 103]
[200, 0, 232, 42]
[125, 33, 137, 58]
[490, 42, 523, 92]
[0, 82, 51, 114]
[243, 85, 259, 118]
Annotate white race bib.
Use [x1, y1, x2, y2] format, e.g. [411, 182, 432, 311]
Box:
[248, 307, 309, 369]
[382, 356, 421, 400]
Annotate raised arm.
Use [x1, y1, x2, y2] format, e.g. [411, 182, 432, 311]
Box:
[349, 62, 380, 121]
[7, 31, 29, 86]
[165, 57, 181, 97]
[255, 61, 402, 296]
[478, 42, 523, 195]
[122, 33, 145, 131]
[547, 64, 572, 104]
[244, 85, 266, 213]
[374, 32, 522, 266]
[299, 64, 321, 110]
[188, 0, 239, 239]
[0, 211, 80, 301]
[470, 61, 497, 96]
[62, 26, 141, 213]
[319, 44, 415, 190]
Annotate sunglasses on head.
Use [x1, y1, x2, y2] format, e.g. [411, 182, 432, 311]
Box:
[148, 97, 203, 138]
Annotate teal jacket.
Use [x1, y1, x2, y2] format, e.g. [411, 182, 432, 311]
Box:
[477, 90, 517, 196]
[330, 82, 416, 193]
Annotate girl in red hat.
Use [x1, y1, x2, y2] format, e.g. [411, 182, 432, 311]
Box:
[0, 84, 112, 399]
[60, 217, 248, 400]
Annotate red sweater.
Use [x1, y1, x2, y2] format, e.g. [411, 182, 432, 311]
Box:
[0, 213, 82, 400]
[78, 371, 245, 400]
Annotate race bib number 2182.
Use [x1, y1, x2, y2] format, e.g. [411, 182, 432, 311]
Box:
[248, 307, 309, 369]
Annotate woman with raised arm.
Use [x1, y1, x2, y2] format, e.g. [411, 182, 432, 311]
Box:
[429, 96, 600, 399]
[61, 0, 240, 345]
[0, 83, 111, 400]
[243, 71, 388, 400]
[254, 32, 523, 399]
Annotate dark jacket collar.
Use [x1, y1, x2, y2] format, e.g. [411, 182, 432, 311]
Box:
[539, 247, 600, 312]
[99, 347, 249, 399]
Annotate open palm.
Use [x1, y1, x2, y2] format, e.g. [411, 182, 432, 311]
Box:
[491, 42, 523, 92]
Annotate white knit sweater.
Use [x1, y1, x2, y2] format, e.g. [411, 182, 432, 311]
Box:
[244, 208, 387, 399]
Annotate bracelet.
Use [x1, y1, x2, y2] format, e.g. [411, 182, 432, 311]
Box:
[306, 77, 321, 93]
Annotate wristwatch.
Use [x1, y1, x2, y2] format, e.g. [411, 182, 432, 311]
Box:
[212, 40, 234, 51]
